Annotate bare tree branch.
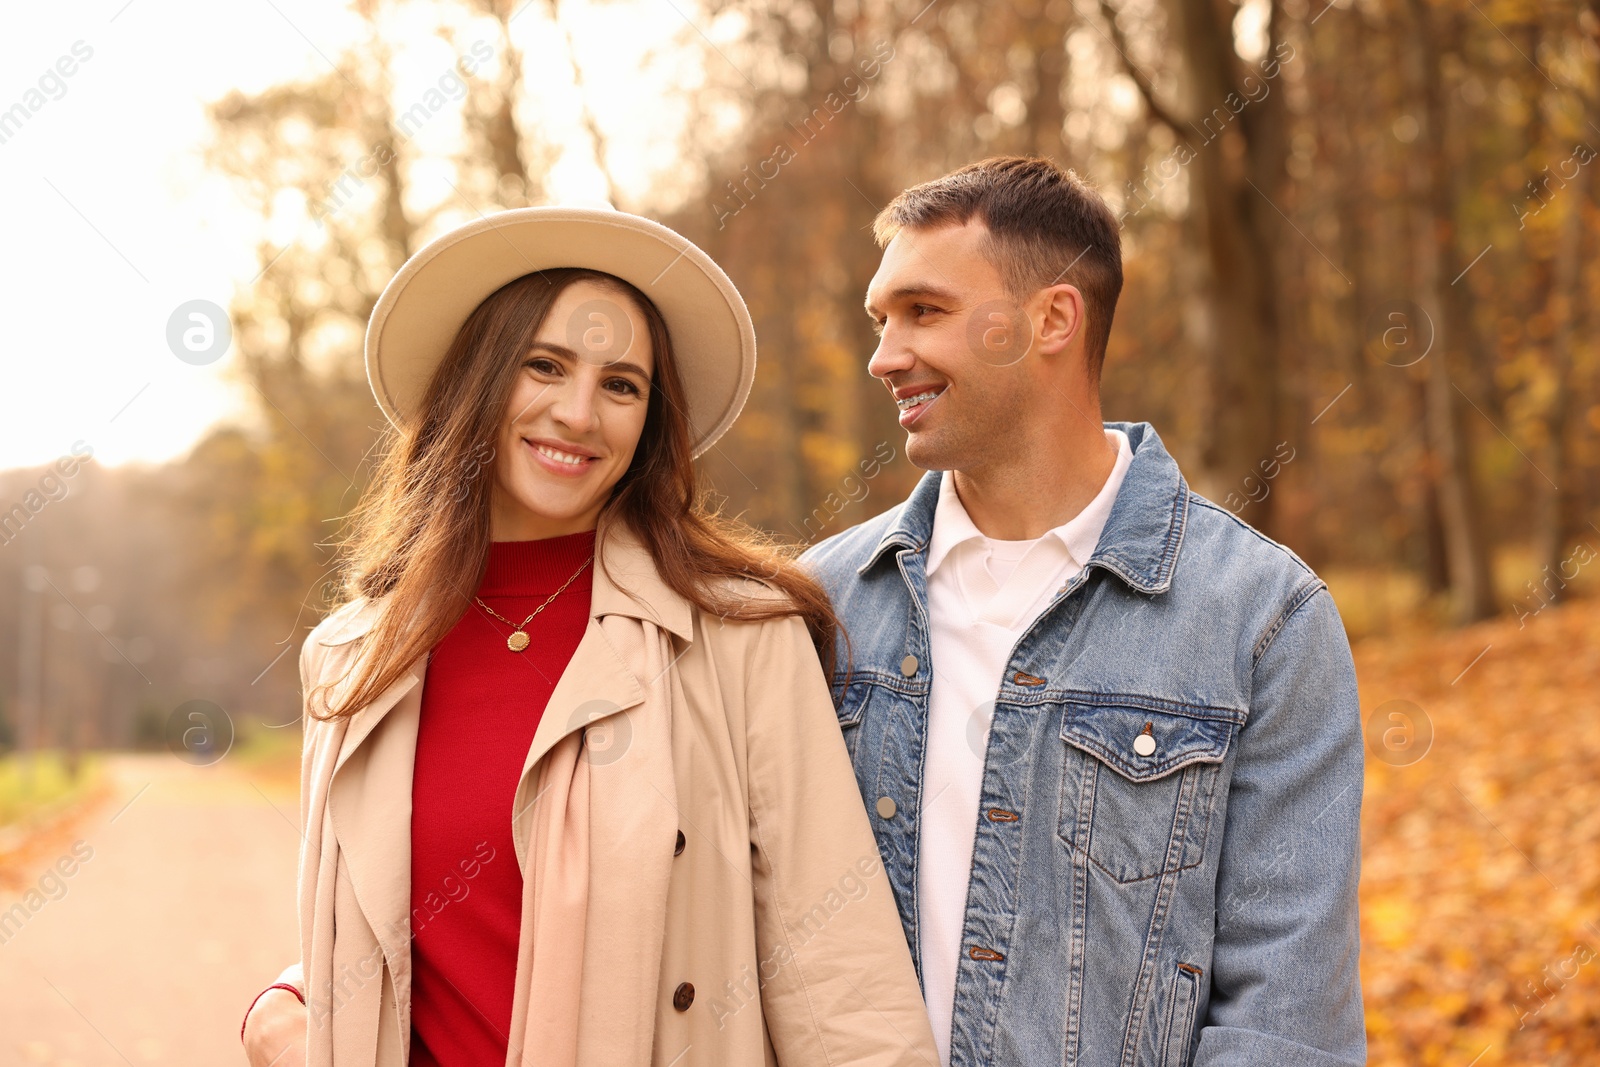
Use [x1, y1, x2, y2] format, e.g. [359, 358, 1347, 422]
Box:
[1093, 0, 1193, 143]
[548, 0, 623, 208]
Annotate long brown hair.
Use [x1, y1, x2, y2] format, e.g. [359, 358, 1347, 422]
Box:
[311, 267, 840, 719]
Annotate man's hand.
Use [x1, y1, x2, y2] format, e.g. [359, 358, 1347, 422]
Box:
[242, 988, 306, 1067]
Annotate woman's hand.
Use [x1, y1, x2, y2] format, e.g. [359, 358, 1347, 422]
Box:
[242, 987, 307, 1066]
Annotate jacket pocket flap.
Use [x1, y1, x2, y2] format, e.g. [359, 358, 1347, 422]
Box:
[1059, 700, 1238, 783]
[835, 681, 872, 728]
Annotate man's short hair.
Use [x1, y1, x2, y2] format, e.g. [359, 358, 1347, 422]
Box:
[873, 156, 1123, 378]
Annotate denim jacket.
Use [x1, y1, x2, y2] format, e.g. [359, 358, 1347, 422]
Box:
[801, 421, 1365, 1067]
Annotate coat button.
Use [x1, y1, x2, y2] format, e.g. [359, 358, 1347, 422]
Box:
[672, 982, 695, 1011]
[876, 796, 897, 819]
[1133, 722, 1156, 757]
[900, 654, 918, 677]
[674, 830, 686, 856]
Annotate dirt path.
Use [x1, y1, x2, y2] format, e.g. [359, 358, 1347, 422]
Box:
[0, 752, 301, 1065]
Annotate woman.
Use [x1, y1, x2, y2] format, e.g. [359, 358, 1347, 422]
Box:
[239, 207, 936, 1066]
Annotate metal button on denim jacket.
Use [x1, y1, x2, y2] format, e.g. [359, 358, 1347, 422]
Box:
[802, 421, 1367, 1067]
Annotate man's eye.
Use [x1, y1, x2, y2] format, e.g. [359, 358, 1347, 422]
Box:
[913, 304, 938, 317]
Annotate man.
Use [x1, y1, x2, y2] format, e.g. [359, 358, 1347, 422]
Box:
[801, 157, 1365, 1066]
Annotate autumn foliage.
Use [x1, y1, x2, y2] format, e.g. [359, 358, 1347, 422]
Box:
[1358, 595, 1600, 1064]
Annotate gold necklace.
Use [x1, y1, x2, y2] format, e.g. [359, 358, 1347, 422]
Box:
[474, 553, 593, 652]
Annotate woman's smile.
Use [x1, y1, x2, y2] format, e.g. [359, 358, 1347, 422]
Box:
[523, 436, 602, 478]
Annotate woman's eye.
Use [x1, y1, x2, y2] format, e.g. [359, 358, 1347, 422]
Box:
[526, 357, 560, 375]
[605, 378, 643, 397]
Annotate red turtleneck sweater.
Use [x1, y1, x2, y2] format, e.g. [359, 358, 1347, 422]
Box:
[408, 529, 596, 1067]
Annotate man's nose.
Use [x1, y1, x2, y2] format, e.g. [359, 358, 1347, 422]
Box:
[866, 329, 915, 381]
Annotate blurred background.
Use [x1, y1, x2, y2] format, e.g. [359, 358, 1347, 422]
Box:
[1, 0, 1597, 1062]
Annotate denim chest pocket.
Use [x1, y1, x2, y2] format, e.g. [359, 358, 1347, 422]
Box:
[1056, 698, 1239, 884]
[833, 681, 872, 761]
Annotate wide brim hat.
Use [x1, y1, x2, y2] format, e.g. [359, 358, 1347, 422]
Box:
[365, 206, 756, 458]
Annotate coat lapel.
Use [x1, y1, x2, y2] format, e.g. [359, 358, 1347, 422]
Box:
[508, 517, 695, 870]
[316, 610, 428, 1002]
[510, 615, 645, 872]
[313, 596, 428, 783]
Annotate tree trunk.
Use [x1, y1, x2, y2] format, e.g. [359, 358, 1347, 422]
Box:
[1533, 151, 1590, 577]
[1405, 0, 1496, 623]
[1161, 0, 1286, 535]
[1032, 21, 1068, 157]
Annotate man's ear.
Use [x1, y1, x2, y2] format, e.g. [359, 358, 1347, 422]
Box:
[1035, 283, 1086, 357]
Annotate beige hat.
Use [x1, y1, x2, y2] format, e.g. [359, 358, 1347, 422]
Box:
[364, 206, 756, 458]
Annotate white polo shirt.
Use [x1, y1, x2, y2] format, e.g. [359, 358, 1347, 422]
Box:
[918, 428, 1132, 1065]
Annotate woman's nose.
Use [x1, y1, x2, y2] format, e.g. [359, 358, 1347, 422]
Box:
[550, 380, 600, 433]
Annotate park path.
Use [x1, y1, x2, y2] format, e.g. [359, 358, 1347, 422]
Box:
[0, 752, 302, 1065]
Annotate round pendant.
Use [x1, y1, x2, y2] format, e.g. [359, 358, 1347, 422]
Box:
[507, 630, 530, 652]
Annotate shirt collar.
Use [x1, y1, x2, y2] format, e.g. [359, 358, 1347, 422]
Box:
[924, 468, 985, 578]
[924, 428, 1133, 579]
[861, 420, 1188, 595]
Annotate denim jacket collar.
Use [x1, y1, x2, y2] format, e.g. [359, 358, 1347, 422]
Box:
[857, 420, 1189, 595]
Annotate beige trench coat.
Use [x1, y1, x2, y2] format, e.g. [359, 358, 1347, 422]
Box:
[269, 517, 938, 1067]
